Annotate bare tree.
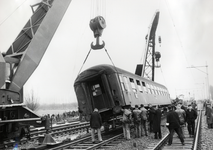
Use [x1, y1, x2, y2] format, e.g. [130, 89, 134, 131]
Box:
[25, 90, 40, 111]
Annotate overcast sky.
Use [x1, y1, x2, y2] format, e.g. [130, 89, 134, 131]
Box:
[0, 0, 213, 104]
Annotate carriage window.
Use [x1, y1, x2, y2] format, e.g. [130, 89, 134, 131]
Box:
[136, 80, 143, 93]
[161, 88, 164, 95]
[92, 84, 102, 96]
[160, 87, 163, 95]
[129, 78, 136, 89]
[160, 88, 163, 95]
[129, 78, 138, 98]
[123, 76, 130, 92]
[163, 89, 166, 95]
[154, 86, 159, 95]
[159, 88, 163, 95]
[157, 87, 161, 95]
[146, 83, 152, 94]
[119, 75, 125, 91]
[165, 89, 168, 96]
[150, 84, 156, 94]
[142, 81, 147, 93]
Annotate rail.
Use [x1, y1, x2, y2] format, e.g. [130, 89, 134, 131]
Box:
[151, 133, 169, 150]
[148, 110, 202, 150]
[193, 110, 202, 150]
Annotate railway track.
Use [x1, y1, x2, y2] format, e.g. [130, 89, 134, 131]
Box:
[2, 121, 90, 149]
[145, 110, 202, 150]
[31, 121, 89, 137]
[47, 127, 123, 150]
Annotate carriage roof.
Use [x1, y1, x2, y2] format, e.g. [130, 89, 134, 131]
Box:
[74, 64, 167, 89]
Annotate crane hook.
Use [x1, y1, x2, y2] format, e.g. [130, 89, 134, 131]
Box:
[90, 16, 106, 50]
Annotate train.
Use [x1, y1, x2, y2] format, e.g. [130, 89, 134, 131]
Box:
[74, 64, 171, 123]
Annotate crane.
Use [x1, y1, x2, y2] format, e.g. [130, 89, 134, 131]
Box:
[0, 0, 71, 141]
[135, 11, 161, 81]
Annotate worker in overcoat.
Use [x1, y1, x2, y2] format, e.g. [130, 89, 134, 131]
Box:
[132, 105, 141, 138]
[175, 103, 186, 138]
[140, 104, 148, 136]
[90, 108, 103, 143]
[205, 103, 213, 128]
[121, 105, 132, 140]
[185, 104, 197, 137]
[166, 106, 185, 146]
[147, 104, 154, 132]
[152, 105, 162, 139]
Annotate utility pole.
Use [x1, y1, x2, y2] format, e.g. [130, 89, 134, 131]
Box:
[187, 63, 210, 100]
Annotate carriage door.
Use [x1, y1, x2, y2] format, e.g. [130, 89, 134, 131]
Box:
[119, 75, 132, 105]
[90, 78, 110, 110]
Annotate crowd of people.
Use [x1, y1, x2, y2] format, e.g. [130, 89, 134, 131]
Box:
[121, 104, 163, 140]
[40, 110, 80, 133]
[120, 102, 199, 146]
[88, 101, 201, 145]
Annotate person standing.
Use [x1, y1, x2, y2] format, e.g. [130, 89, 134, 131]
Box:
[23, 113, 31, 139]
[132, 105, 141, 138]
[121, 106, 132, 140]
[147, 104, 154, 132]
[152, 105, 162, 139]
[166, 106, 185, 146]
[140, 104, 148, 136]
[90, 108, 103, 143]
[186, 104, 197, 137]
[205, 103, 213, 128]
[175, 103, 186, 138]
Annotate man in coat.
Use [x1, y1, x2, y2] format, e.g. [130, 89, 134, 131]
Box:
[121, 105, 132, 140]
[175, 103, 186, 138]
[132, 105, 141, 138]
[166, 106, 185, 146]
[140, 104, 148, 136]
[186, 104, 197, 137]
[90, 108, 103, 143]
[147, 104, 154, 132]
[152, 105, 162, 139]
[205, 103, 213, 128]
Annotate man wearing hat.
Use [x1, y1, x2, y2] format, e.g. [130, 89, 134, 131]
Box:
[90, 108, 103, 143]
[132, 105, 141, 138]
[152, 105, 162, 139]
[205, 103, 213, 128]
[186, 104, 197, 137]
[166, 105, 185, 146]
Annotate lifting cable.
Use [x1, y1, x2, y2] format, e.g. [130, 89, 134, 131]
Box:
[77, 48, 92, 75]
[77, 48, 118, 76]
[104, 48, 116, 69]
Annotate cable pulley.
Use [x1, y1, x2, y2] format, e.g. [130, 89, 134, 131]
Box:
[90, 16, 106, 50]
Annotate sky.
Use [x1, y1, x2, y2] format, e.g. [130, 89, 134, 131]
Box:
[0, 0, 213, 104]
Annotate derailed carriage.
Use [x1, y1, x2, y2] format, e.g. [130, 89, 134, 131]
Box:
[74, 64, 171, 122]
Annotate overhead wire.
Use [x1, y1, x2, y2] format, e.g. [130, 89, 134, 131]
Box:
[0, 0, 28, 26]
[164, 0, 196, 86]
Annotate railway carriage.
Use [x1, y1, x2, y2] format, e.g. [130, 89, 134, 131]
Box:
[74, 64, 171, 122]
